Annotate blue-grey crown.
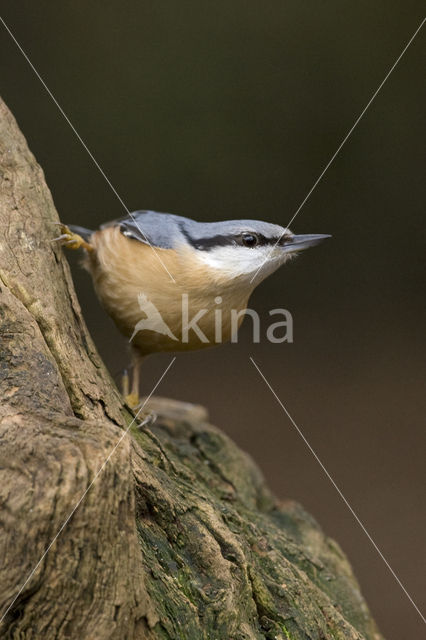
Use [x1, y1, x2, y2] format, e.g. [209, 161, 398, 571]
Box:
[113, 210, 288, 250]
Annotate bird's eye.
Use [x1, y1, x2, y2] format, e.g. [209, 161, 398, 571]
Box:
[241, 233, 258, 248]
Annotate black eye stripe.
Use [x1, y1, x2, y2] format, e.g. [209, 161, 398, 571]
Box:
[179, 223, 287, 251]
[194, 234, 275, 250]
[237, 232, 287, 248]
[188, 233, 278, 250]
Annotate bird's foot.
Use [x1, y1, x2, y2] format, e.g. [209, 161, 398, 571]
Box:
[122, 370, 141, 409]
[124, 392, 140, 410]
[135, 409, 157, 430]
[53, 223, 93, 251]
[124, 390, 157, 430]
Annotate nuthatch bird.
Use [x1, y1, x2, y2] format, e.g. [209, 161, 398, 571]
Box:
[57, 211, 330, 407]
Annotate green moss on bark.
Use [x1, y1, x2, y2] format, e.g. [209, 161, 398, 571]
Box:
[130, 398, 383, 640]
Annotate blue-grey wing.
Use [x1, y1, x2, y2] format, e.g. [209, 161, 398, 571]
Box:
[101, 210, 190, 249]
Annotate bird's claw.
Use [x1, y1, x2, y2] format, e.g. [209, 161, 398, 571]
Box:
[124, 392, 140, 410]
[53, 223, 93, 251]
[137, 410, 157, 430]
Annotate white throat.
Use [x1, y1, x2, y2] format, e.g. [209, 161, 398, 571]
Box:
[196, 245, 287, 282]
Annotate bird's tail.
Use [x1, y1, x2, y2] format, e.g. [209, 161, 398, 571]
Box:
[67, 225, 93, 241]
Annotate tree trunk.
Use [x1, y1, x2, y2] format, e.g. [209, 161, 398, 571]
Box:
[0, 96, 383, 640]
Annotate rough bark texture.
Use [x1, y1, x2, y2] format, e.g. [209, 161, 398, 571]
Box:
[0, 96, 383, 640]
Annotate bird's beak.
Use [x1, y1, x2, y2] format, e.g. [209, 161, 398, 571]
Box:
[281, 233, 332, 253]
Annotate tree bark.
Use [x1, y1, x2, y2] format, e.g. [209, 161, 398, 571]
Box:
[0, 96, 383, 640]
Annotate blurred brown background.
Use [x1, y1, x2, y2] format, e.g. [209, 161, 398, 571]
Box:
[1, 2, 425, 637]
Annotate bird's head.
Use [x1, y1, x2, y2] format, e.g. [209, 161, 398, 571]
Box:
[179, 218, 331, 285]
[116, 211, 330, 288]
